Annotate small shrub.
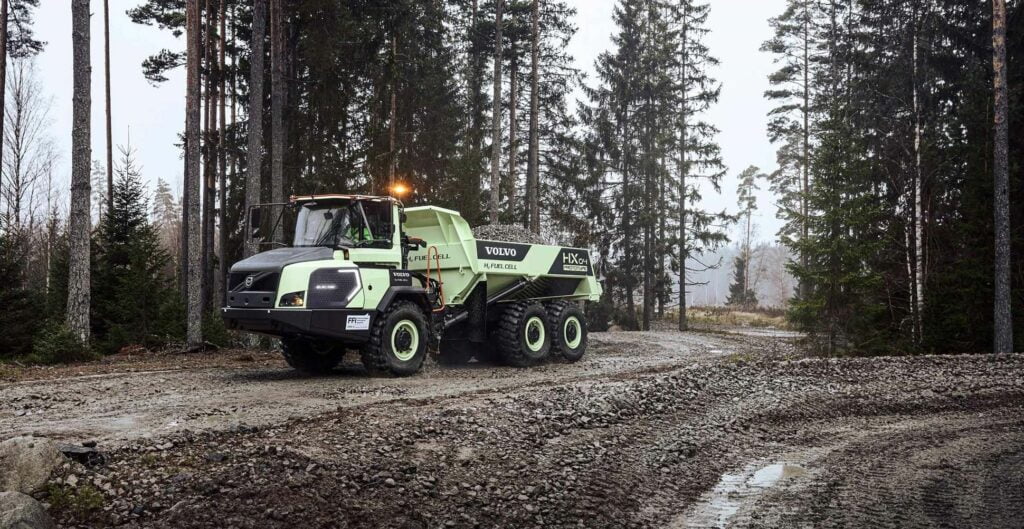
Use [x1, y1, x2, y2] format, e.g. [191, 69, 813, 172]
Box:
[26, 323, 98, 365]
[202, 311, 234, 348]
[47, 483, 105, 519]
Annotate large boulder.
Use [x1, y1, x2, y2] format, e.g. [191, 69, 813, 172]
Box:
[0, 491, 55, 529]
[0, 437, 63, 494]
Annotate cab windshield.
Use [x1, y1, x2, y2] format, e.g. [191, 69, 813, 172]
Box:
[293, 200, 393, 249]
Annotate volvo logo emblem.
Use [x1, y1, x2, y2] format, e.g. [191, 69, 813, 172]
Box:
[244, 275, 255, 288]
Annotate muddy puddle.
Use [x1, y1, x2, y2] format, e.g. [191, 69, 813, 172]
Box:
[670, 461, 809, 528]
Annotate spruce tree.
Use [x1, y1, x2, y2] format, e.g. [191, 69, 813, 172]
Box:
[93, 146, 182, 353]
[726, 254, 757, 309]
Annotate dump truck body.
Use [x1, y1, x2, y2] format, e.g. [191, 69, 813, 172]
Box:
[222, 195, 601, 376]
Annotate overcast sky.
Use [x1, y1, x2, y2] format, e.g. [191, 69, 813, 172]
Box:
[34, 0, 785, 242]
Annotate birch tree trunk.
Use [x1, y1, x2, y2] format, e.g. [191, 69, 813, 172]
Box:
[912, 11, 924, 344]
[526, 0, 540, 233]
[488, 0, 503, 224]
[244, 0, 266, 257]
[67, 0, 92, 344]
[185, 0, 204, 349]
[992, 0, 1012, 354]
[270, 0, 284, 243]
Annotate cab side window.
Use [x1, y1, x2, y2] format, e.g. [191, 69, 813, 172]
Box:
[361, 201, 394, 249]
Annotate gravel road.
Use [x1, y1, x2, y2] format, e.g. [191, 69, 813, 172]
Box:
[3, 330, 1022, 528]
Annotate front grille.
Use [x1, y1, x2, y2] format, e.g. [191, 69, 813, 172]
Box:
[227, 271, 281, 308]
[229, 272, 279, 293]
[307, 268, 360, 309]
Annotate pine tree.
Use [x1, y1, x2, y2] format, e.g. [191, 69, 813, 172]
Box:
[184, 0, 203, 349]
[93, 146, 182, 353]
[269, 0, 284, 242]
[736, 165, 762, 303]
[244, 0, 266, 258]
[488, 0, 504, 223]
[992, 0, 1011, 354]
[67, 0, 92, 344]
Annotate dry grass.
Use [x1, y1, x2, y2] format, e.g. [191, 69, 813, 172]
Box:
[685, 306, 792, 330]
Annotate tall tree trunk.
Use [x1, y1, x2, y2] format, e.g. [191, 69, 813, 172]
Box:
[230, 2, 237, 177]
[658, 155, 666, 317]
[677, 18, 688, 333]
[799, 2, 810, 301]
[992, 0, 1012, 354]
[745, 207, 752, 306]
[244, 0, 266, 257]
[186, 0, 204, 349]
[488, 0, 503, 224]
[526, 0, 540, 233]
[216, 0, 227, 307]
[269, 0, 284, 242]
[507, 43, 517, 220]
[910, 4, 925, 344]
[103, 0, 113, 214]
[622, 116, 635, 324]
[388, 33, 397, 189]
[465, 0, 483, 224]
[180, 118, 189, 298]
[0, 0, 7, 212]
[67, 0, 92, 344]
[202, 0, 216, 312]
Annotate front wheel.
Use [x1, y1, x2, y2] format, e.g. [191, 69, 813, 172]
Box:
[281, 337, 344, 374]
[361, 301, 429, 376]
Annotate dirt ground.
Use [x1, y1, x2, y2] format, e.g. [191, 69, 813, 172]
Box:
[2, 330, 1022, 528]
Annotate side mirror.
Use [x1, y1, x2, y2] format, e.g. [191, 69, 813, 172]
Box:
[249, 208, 262, 238]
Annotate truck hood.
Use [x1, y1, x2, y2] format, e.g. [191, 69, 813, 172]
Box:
[230, 247, 335, 274]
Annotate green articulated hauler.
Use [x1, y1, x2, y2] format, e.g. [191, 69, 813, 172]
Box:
[221, 194, 602, 376]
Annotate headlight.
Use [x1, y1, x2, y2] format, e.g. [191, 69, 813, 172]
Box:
[279, 291, 305, 307]
[306, 269, 361, 308]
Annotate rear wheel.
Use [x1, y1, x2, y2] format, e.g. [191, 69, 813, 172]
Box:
[495, 302, 551, 367]
[281, 337, 344, 374]
[547, 301, 588, 362]
[361, 301, 428, 376]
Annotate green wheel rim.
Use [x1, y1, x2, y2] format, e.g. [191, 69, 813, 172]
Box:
[564, 316, 583, 349]
[391, 320, 419, 362]
[525, 316, 546, 352]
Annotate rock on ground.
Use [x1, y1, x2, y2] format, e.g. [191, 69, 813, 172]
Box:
[0, 437, 63, 494]
[0, 491, 55, 529]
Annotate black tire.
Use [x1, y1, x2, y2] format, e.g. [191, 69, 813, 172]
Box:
[495, 302, 551, 367]
[438, 339, 476, 365]
[361, 300, 429, 376]
[281, 337, 344, 374]
[546, 301, 588, 362]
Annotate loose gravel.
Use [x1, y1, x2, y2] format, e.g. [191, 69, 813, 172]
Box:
[472, 224, 551, 245]
[16, 339, 1024, 528]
